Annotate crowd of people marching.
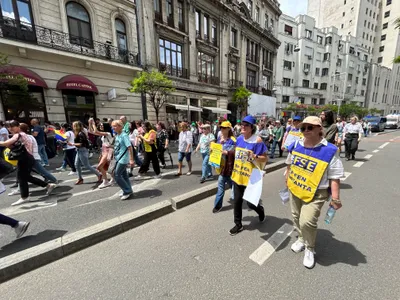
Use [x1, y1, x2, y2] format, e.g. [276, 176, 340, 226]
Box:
[0, 111, 370, 268]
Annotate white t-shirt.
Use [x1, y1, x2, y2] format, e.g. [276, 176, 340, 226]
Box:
[178, 130, 193, 153]
[0, 127, 8, 142]
[28, 135, 41, 160]
[64, 131, 76, 150]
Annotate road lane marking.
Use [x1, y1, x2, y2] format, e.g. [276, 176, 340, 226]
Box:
[364, 154, 373, 159]
[62, 175, 96, 183]
[372, 150, 379, 153]
[353, 162, 364, 168]
[342, 172, 352, 181]
[249, 223, 293, 266]
[1, 200, 58, 217]
[379, 142, 390, 149]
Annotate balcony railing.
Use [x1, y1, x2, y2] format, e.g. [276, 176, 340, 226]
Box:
[198, 74, 220, 86]
[246, 85, 258, 93]
[154, 11, 163, 23]
[0, 17, 139, 66]
[167, 16, 174, 27]
[246, 54, 259, 64]
[159, 63, 189, 79]
[229, 79, 243, 88]
[263, 62, 273, 71]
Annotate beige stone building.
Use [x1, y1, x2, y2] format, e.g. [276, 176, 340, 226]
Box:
[0, 0, 141, 124]
[137, 0, 281, 123]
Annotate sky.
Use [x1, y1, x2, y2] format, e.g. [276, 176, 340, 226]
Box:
[279, 0, 308, 17]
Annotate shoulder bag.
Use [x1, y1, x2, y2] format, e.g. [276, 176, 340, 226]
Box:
[8, 134, 28, 160]
[107, 147, 128, 175]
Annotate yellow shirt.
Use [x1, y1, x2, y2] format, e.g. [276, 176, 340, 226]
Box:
[143, 129, 157, 152]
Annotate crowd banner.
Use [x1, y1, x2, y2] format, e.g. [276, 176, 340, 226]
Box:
[283, 131, 303, 148]
[209, 142, 223, 168]
[243, 167, 264, 207]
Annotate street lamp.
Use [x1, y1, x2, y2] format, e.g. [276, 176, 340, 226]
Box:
[331, 72, 348, 117]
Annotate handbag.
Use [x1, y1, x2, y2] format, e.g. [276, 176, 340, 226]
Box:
[107, 147, 128, 175]
[8, 134, 28, 160]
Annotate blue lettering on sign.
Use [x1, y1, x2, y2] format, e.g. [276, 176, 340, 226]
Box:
[292, 155, 318, 172]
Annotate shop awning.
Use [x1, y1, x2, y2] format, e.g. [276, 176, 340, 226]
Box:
[56, 75, 99, 93]
[167, 104, 203, 112]
[203, 107, 231, 114]
[0, 65, 48, 88]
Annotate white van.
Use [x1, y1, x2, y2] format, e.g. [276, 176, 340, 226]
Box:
[385, 114, 400, 129]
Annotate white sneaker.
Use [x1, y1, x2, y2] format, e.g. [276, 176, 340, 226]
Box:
[303, 248, 316, 269]
[153, 174, 162, 179]
[134, 175, 142, 181]
[11, 197, 30, 206]
[15, 221, 30, 238]
[118, 190, 124, 197]
[56, 167, 66, 172]
[46, 183, 57, 195]
[109, 178, 115, 186]
[98, 181, 111, 189]
[8, 189, 20, 196]
[0, 182, 5, 195]
[68, 171, 76, 176]
[291, 239, 305, 253]
[120, 193, 132, 200]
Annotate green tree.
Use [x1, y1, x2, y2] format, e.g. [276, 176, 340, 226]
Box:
[232, 86, 252, 117]
[129, 70, 175, 122]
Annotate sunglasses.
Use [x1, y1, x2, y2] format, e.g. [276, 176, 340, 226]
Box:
[300, 125, 317, 132]
[241, 123, 251, 127]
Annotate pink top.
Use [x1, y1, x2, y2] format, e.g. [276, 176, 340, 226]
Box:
[8, 132, 33, 155]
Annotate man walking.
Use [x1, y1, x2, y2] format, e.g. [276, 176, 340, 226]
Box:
[120, 116, 130, 135]
[270, 120, 284, 159]
[31, 118, 49, 166]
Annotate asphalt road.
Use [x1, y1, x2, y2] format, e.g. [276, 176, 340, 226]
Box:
[1, 130, 399, 299]
[0, 145, 285, 258]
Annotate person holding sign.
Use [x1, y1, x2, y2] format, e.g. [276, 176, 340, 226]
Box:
[282, 115, 303, 150]
[229, 116, 268, 236]
[213, 121, 236, 213]
[285, 116, 344, 269]
[195, 124, 215, 183]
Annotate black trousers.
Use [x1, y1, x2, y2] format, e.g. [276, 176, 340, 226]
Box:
[64, 148, 77, 172]
[233, 182, 264, 226]
[157, 146, 166, 166]
[18, 154, 47, 198]
[139, 146, 160, 175]
[345, 134, 359, 157]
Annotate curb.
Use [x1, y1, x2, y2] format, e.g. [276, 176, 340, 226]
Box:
[0, 161, 286, 284]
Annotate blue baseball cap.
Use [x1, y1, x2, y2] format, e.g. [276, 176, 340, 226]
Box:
[293, 115, 302, 121]
[242, 115, 256, 125]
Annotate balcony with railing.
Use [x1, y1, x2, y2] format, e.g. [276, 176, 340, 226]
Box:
[229, 79, 243, 88]
[246, 85, 258, 93]
[246, 54, 259, 65]
[262, 61, 273, 71]
[159, 63, 189, 79]
[0, 17, 139, 66]
[198, 74, 220, 86]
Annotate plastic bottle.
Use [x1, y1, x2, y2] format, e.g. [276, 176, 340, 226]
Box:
[324, 205, 336, 224]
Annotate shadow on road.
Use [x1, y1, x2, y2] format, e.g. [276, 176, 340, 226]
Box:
[316, 229, 367, 267]
[130, 189, 162, 200]
[0, 229, 68, 258]
[340, 183, 353, 190]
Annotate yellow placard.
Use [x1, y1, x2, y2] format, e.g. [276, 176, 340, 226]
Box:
[231, 147, 254, 186]
[209, 142, 223, 168]
[4, 148, 18, 166]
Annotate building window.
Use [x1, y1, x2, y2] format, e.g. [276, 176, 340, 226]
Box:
[66, 2, 93, 48]
[379, 46, 385, 52]
[166, 0, 173, 26]
[305, 29, 312, 39]
[282, 96, 290, 103]
[383, 22, 388, 29]
[320, 83, 327, 90]
[343, 12, 345, 16]
[203, 15, 209, 40]
[381, 34, 386, 41]
[159, 38, 183, 77]
[355, 77, 359, 84]
[364, 20, 366, 27]
[115, 19, 127, 53]
[264, 14, 268, 28]
[371, 24, 374, 31]
[311, 98, 317, 105]
[177, 0, 184, 31]
[211, 20, 217, 45]
[366, 8, 368, 14]
[362, 78, 367, 85]
[315, 68, 320, 76]
[230, 28, 237, 47]
[384, 11, 390, 18]
[323, 53, 330, 61]
[314, 83, 318, 89]
[325, 36, 332, 45]
[387, 0, 392, 5]
[302, 80, 310, 88]
[317, 35, 323, 44]
[319, 98, 325, 105]
[373, 12, 375, 18]
[283, 60, 292, 70]
[348, 73, 353, 81]
[361, 90, 365, 96]
[0, 0, 34, 26]
[367, 22, 370, 29]
[255, 6, 260, 23]
[363, 32, 365, 38]
[195, 10, 201, 37]
[299, 97, 305, 104]
[247, 0, 253, 16]
[322, 68, 329, 76]
[154, 0, 162, 12]
[377, 57, 383, 63]
[283, 78, 291, 87]
[229, 62, 237, 82]
[198, 52, 216, 84]
[303, 63, 310, 71]
[246, 69, 256, 89]
[284, 25, 293, 36]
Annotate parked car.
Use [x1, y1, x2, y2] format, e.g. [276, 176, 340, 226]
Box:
[364, 116, 387, 132]
[385, 114, 400, 129]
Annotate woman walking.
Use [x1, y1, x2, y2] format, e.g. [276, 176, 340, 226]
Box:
[320, 110, 338, 144]
[69, 121, 101, 185]
[0, 121, 57, 206]
[156, 122, 169, 169]
[285, 116, 344, 268]
[60, 123, 77, 175]
[136, 122, 161, 179]
[195, 124, 215, 183]
[343, 116, 363, 161]
[213, 121, 235, 213]
[335, 117, 346, 154]
[229, 115, 268, 236]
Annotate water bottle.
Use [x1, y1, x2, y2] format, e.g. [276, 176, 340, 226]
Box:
[324, 205, 336, 224]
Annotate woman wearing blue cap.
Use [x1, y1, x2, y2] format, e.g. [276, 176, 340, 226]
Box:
[282, 115, 303, 151]
[229, 115, 268, 235]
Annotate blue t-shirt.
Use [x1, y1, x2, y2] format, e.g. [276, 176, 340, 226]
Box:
[235, 135, 267, 156]
[114, 132, 131, 165]
[33, 125, 45, 145]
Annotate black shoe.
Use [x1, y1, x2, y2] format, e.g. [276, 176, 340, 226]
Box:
[259, 205, 266, 223]
[200, 177, 205, 183]
[345, 157, 350, 161]
[10, 182, 18, 188]
[352, 155, 355, 160]
[212, 206, 222, 213]
[229, 224, 244, 236]
[128, 173, 133, 178]
[162, 165, 167, 169]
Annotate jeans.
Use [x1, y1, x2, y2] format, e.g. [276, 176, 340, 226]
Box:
[37, 144, 49, 165]
[18, 154, 47, 198]
[33, 160, 57, 183]
[0, 213, 18, 228]
[270, 139, 283, 158]
[233, 182, 264, 226]
[75, 147, 100, 180]
[133, 147, 143, 166]
[114, 162, 132, 195]
[201, 152, 212, 179]
[214, 175, 233, 209]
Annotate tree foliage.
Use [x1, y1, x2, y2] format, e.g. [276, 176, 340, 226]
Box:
[129, 70, 175, 122]
[232, 86, 252, 117]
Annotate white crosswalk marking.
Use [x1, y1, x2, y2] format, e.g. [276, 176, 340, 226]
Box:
[364, 154, 373, 159]
[372, 150, 379, 153]
[379, 142, 390, 149]
[342, 172, 352, 181]
[353, 162, 364, 168]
